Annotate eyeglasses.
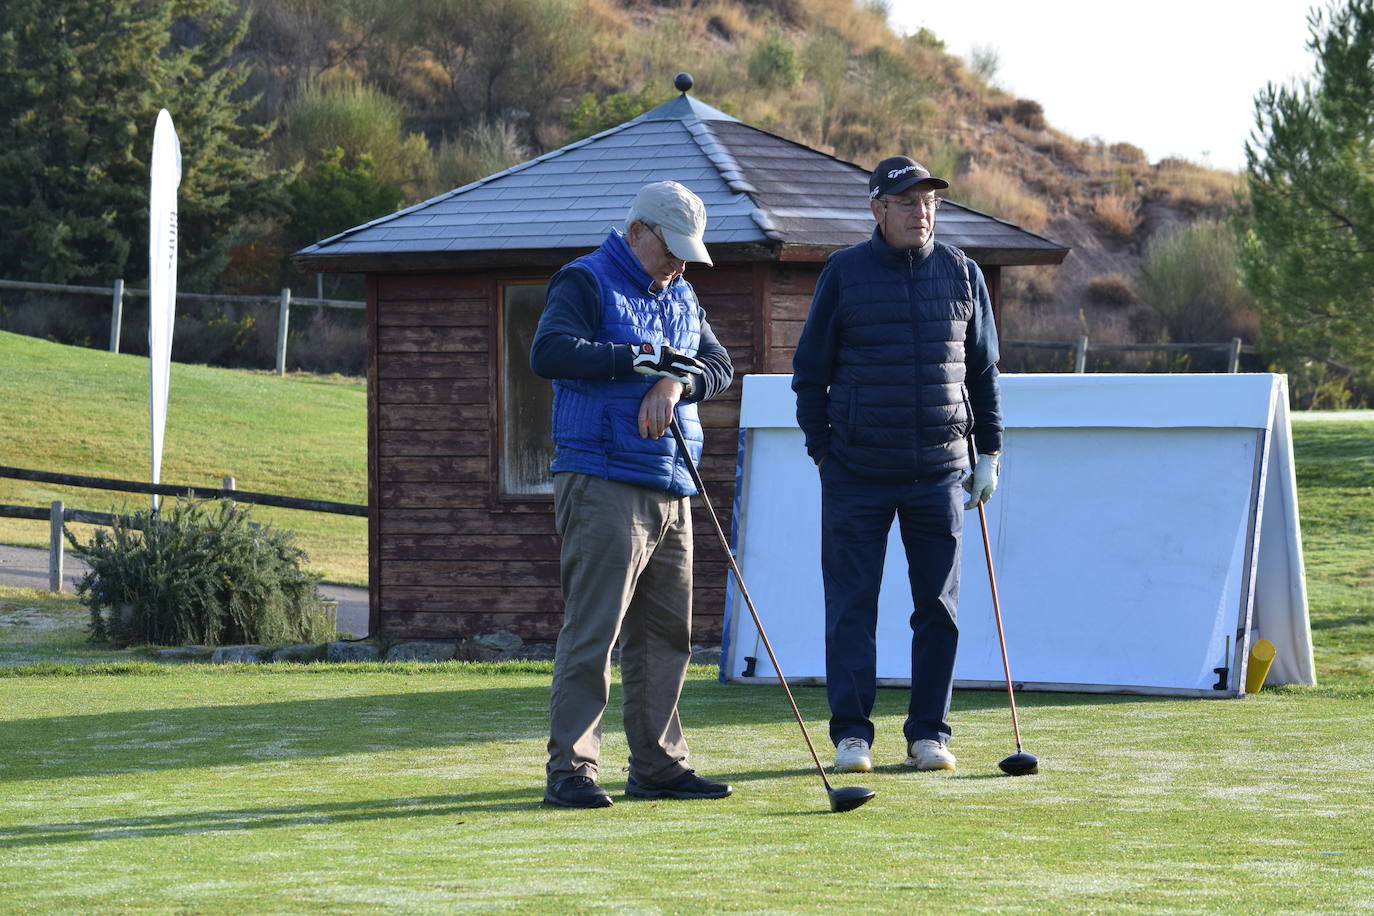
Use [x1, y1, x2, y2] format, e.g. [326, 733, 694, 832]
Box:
[881, 195, 941, 212]
[648, 222, 681, 259]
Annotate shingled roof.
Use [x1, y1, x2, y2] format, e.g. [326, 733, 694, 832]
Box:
[293, 84, 1069, 272]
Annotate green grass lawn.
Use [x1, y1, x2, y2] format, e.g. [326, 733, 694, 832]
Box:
[0, 331, 366, 584]
[1, 333, 1371, 912]
[0, 652, 1369, 913]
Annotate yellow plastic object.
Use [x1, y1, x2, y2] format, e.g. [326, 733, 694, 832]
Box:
[1246, 639, 1277, 694]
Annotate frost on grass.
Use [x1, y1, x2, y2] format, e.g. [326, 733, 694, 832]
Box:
[0, 607, 66, 631]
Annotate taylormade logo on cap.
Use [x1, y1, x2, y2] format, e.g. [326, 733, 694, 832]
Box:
[869, 156, 950, 198]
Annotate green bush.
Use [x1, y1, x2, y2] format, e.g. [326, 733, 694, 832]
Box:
[67, 499, 334, 648]
[1134, 220, 1256, 342]
[747, 29, 803, 91]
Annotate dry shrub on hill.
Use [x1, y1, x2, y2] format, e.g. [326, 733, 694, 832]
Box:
[950, 165, 1049, 233]
[1091, 191, 1141, 240]
[1084, 273, 1137, 308]
[1152, 158, 1245, 210]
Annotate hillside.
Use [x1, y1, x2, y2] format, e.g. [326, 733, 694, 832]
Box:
[235, 0, 1250, 362]
[0, 0, 1253, 375]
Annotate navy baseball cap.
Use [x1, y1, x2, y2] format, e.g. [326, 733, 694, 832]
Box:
[869, 156, 949, 199]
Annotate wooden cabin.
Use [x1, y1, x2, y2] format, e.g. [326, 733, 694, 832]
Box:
[293, 81, 1070, 643]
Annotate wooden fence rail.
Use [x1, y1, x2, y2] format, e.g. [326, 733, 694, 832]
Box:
[0, 277, 365, 376]
[0, 466, 366, 592]
[0, 466, 366, 517]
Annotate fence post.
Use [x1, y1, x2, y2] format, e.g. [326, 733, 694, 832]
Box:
[49, 500, 64, 593]
[1228, 337, 1242, 373]
[109, 278, 125, 353]
[275, 287, 291, 376]
[1074, 335, 1089, 373]
[223, 476, 236, 510]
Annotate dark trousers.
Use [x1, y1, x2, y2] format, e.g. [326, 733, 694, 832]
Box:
[820, 460, 963, 748]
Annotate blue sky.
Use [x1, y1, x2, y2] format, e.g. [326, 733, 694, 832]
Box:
[889, 0, 1321, 172]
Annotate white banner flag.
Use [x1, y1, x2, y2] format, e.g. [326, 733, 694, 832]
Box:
[148, 109, 181, 511]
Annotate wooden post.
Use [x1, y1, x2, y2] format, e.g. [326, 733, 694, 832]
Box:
[275, 287, 291, 376]
[1074, 335, 1089, 373]
[1228, 337, 1243, 373]
[49, 500, 64, 593]
[109, 278, 125, 353]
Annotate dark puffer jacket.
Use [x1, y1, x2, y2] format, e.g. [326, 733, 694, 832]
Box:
[792, 228, 1003, 481]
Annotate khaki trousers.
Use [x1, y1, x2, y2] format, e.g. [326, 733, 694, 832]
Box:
[546, 472, 693, 787]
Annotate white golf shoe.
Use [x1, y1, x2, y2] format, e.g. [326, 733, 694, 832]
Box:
[833, 736, 873, 773]
[905, 738, 956, 771]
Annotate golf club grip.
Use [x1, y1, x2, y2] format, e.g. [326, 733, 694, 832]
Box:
[969, 434, 1025, 750]
[668, 417, 833, 786]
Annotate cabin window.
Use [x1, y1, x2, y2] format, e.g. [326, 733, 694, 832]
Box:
[500, 283, 555, 496]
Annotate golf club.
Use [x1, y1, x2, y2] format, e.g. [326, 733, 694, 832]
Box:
[968, 438, 1039, 776]
[669, 417, 875, 813]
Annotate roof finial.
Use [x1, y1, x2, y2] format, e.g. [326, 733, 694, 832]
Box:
[674, 72, 694, 95]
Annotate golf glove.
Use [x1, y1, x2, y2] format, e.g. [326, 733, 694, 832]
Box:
[632, 342, 704, 383]
[963, 451, 1000, 510]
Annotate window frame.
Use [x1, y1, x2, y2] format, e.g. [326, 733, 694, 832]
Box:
[493, 277, 556, 503]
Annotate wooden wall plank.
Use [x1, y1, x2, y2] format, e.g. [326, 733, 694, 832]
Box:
[376, 273, 489, 300]
[378, 430, 488, 457]
[377, 378, 487, 404]
[380, 533, 561, 558]
[379, 353, 489, 379]
[381, 560, 561, 587]
[379, 405, 489, 430]
[378, 457, 488, 483]
[378, 327, 488, 353]
[380, 508, 554, 534]
[378, 300, 489, 327]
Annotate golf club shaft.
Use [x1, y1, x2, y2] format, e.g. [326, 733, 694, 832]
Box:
[668, 417, 834, 790]
[974, 497, 1025, 751]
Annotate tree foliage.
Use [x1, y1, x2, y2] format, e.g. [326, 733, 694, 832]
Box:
[286, 147, 403, 252]
[0, 0, 282, 287]
[1241, 0, 1374, 397]
[1135, 220, 1255, 343]
[565, 87, 667, 142]
[278, 81, 433, 195]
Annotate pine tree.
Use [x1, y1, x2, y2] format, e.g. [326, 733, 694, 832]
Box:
[0, 0, 283, 288]
[1241, 0, 1374, 401]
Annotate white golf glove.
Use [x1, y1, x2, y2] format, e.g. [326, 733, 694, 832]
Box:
[632, 342, 704, 383]
[963, 451, 1000, 510]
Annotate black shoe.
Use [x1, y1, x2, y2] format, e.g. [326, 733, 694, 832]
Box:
[625, 770, 732, 800]
[543, 775, 613, 808]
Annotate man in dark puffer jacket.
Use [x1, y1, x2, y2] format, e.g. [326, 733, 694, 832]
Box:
[791, 156, 1003, 776]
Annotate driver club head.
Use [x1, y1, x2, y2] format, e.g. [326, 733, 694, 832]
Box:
[998, 751, 1040, 776]
[828, 785, 876, 812]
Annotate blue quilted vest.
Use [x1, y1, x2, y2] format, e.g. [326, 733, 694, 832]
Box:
[826, 232, 976, 480]
[549, 230, 704, 496]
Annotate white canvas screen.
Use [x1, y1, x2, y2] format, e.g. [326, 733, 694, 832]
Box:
[721, 373, 1314, 697]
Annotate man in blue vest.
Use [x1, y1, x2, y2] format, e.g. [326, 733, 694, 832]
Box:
[791, 156, 1003, 775]
[531, 180, 735, 808]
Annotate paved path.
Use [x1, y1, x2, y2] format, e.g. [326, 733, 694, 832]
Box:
[0, 544, 370, 638]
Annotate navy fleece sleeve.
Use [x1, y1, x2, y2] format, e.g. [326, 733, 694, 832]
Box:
[790, 259, 842, 464]
[529, 266, 732, 403]
[965, 259, 1004, 456]
[529, 266, 634, 381]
